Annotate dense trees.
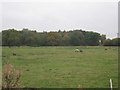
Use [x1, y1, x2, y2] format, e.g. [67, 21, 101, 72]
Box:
[104, 38, 120, 46]
[2, 29, 20, 47]
[46, 32, 62, 46]
[69, 30, 85, 46]
[1, 28, 119, 46]
[84, 31, 100, 46]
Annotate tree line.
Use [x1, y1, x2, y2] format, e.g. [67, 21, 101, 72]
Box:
[1, 28, 120, 46]
[103, 38, 120, 46]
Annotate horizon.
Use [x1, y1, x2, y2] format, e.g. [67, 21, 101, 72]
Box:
[1, 28, 118, 39]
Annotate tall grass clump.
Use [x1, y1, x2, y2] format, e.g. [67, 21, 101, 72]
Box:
[2, 63, 21, 88]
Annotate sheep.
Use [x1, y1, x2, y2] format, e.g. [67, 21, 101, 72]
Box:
[26, 69, 30, 71]
[75, 49, 80, 52]
[80, 50, 83, 52]
[105, 48, 108, 50]
[75, 49, 83, 53]
[12, 53, 16, 56]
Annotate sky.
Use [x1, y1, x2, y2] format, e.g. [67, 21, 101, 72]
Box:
[0, 0, 119, 39]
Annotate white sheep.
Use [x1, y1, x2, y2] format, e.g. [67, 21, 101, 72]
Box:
[75, 49, 80, 52]
[75, 49, 83, 53]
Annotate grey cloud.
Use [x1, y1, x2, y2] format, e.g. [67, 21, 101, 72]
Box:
[1, 2, 118, 39]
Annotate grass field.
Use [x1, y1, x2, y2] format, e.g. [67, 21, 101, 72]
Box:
[2, 46, 118, 88]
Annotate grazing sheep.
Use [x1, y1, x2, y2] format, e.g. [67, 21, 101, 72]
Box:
[49, 69, 52, 70]
[12, 53, 16, 56]
[75, 49, 80, 52]
[80, 50, 83, 52]
[26, 69, 29, 71]
[105, 48, 108, 50]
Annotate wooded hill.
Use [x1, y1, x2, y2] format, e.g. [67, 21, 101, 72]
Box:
[1, 28, 120, 46]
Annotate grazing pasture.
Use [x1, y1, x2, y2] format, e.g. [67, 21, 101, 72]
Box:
[2, 46, 118, 88]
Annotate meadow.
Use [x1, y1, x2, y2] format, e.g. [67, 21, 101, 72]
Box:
[2, 46, 118, 88]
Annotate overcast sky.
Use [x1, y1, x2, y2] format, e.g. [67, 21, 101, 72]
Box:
[1, 0, 118, 39]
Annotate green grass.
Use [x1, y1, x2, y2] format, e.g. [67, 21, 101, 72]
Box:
[2, 46, 118, 88]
